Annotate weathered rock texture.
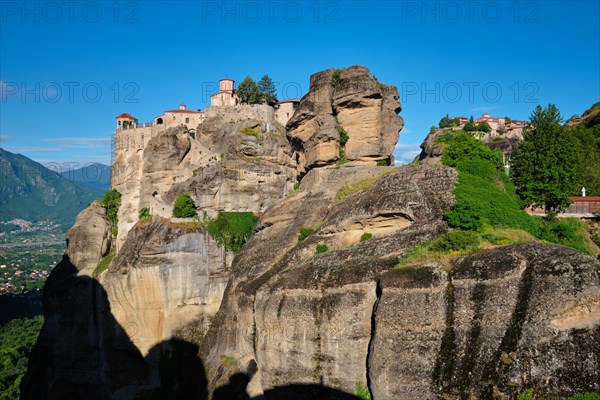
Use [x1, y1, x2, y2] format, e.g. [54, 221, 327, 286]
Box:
[23, 66, 600, 400]
[200, 160, 458, 397]
[112, 105, 296, 251]
[101, 220, 232, 356]
[21, 205, 147, 400]
[64, 200, 111, 274]
[370, 244, 600, 399]
[287, 65, 403, 174]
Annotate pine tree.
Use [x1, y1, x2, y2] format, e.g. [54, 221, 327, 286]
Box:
[258, 74, 277, 104]
[237, 76, 260, 104]
[511, 104, 581, 212]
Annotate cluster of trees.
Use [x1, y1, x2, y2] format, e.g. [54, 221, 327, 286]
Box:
[511, 104, 600, 213]
[237, 75, 277, 105]
[439, 114, 492, 133]
[0, 316, 43, 400]
[439, 114, 460, 128]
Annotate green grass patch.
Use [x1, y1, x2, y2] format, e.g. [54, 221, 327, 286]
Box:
[356, 383, 371, 400]
[241, 127, 260, 137]
[298, 226, 317, 242]
[139, 207, 152, 222]
[92, 246, 115, 277]
[567, 394, 600, 400]
[517, 389, 534, 400]
[220, 355, 237, 367]
[333, 170, 396, 204]
[441, 133, 592, 255]
[336, 150, 350, 166]
[397, 227, 537, 270]
[360, 232, 373, 242]
[205, 212, 259, 253]
[315, 243, 329, 254]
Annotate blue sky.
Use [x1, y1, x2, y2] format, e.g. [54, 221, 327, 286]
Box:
[1, 0, 598, 167]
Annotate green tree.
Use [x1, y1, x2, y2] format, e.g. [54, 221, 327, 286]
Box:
[439, 114, 452, 128]
[102, 189, 121, 227]
[172, 194, 197, 218]
[463, 121, 476, 132]
[237, 76, 260, 104]
[476, 121, 492, 133]
[511, 104, 581, 212]
[258, 74, 277, 104]
[570, 123, 600, 195]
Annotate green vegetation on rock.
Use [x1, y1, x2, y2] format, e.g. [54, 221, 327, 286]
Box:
[92, 246, 115, 277]
[315, 243, 329, 254]
[360, 232, 373, 242]
[139, 207, 152, 222]
[440, 131, 592, 255]
[511, 104, 582, 212]
[331, 69, 341, 86]
[102, 189, 121, 237]
[298, 226, 316, 242]
[172, 194, 197, 218]
[205, 212, 259, 252]
[356, 383, 371, 400]
[567, 394, 600, 400]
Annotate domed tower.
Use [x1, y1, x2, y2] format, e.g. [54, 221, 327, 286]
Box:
[116, 113, 137, 131]
[210, 78, 238, 107]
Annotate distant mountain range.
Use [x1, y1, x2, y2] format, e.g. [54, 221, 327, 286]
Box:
[0, 148, 107, 227]
[60, 163, 111, 190]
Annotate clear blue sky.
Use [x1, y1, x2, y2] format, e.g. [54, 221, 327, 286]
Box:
[1, 0, 598, 166]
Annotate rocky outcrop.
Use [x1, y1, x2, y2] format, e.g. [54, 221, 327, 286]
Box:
[200, 160, 457, 396]
[23, 67, 600, 400]
[166, 105, 297, 213]
[287, 65, 403, 174]
[64, 200, 111, 274]
[21, 204, 147, 400]
[100, 220, 232, 355]
[113, 106, 296, 251]
[370, 244, 600, 399]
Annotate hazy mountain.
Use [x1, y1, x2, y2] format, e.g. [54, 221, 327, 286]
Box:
[60, 163, 111, 190]
[0, 148, 105, 227]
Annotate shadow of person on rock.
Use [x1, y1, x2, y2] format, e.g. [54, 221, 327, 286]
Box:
[20, 255, 148, 400]
[21, 255, 364, 400]
[143, 338, 208, 400]
[212, 369, 362, 400]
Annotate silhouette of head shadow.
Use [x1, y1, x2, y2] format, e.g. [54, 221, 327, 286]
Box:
[20, 254, 362, 400]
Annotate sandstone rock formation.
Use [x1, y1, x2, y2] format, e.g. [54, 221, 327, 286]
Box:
[287, 65, 403, 174]
[200, 160, 458, 396]
[20, 204, 147, 400]
[370, 244, 600, 399]
[112, 105, 296, 251]
[64, 200, 111, 274]
[23, 66, 600, 400]
[101, 220, 232, 356]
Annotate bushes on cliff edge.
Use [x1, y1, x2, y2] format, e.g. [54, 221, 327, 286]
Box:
[441, 133, 592, 255]
[172, 194, 197, 218]
[102, 189, 121, 236]
[205, 212, 259, 253]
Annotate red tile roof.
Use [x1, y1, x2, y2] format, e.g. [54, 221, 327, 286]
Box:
[116, 113, 135, 119]
[164, 109, 204, 114]
[570, 196, 600, 201]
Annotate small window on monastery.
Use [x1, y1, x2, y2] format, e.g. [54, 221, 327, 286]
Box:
[185, 118, 189, 123]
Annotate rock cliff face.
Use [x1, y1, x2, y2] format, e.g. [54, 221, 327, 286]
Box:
[287, 65, 403, 174]
[23, 66, 600, 400]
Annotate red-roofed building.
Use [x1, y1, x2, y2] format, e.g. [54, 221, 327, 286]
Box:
[116, 113, 138, 130]
[154, 103, 205, 128]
